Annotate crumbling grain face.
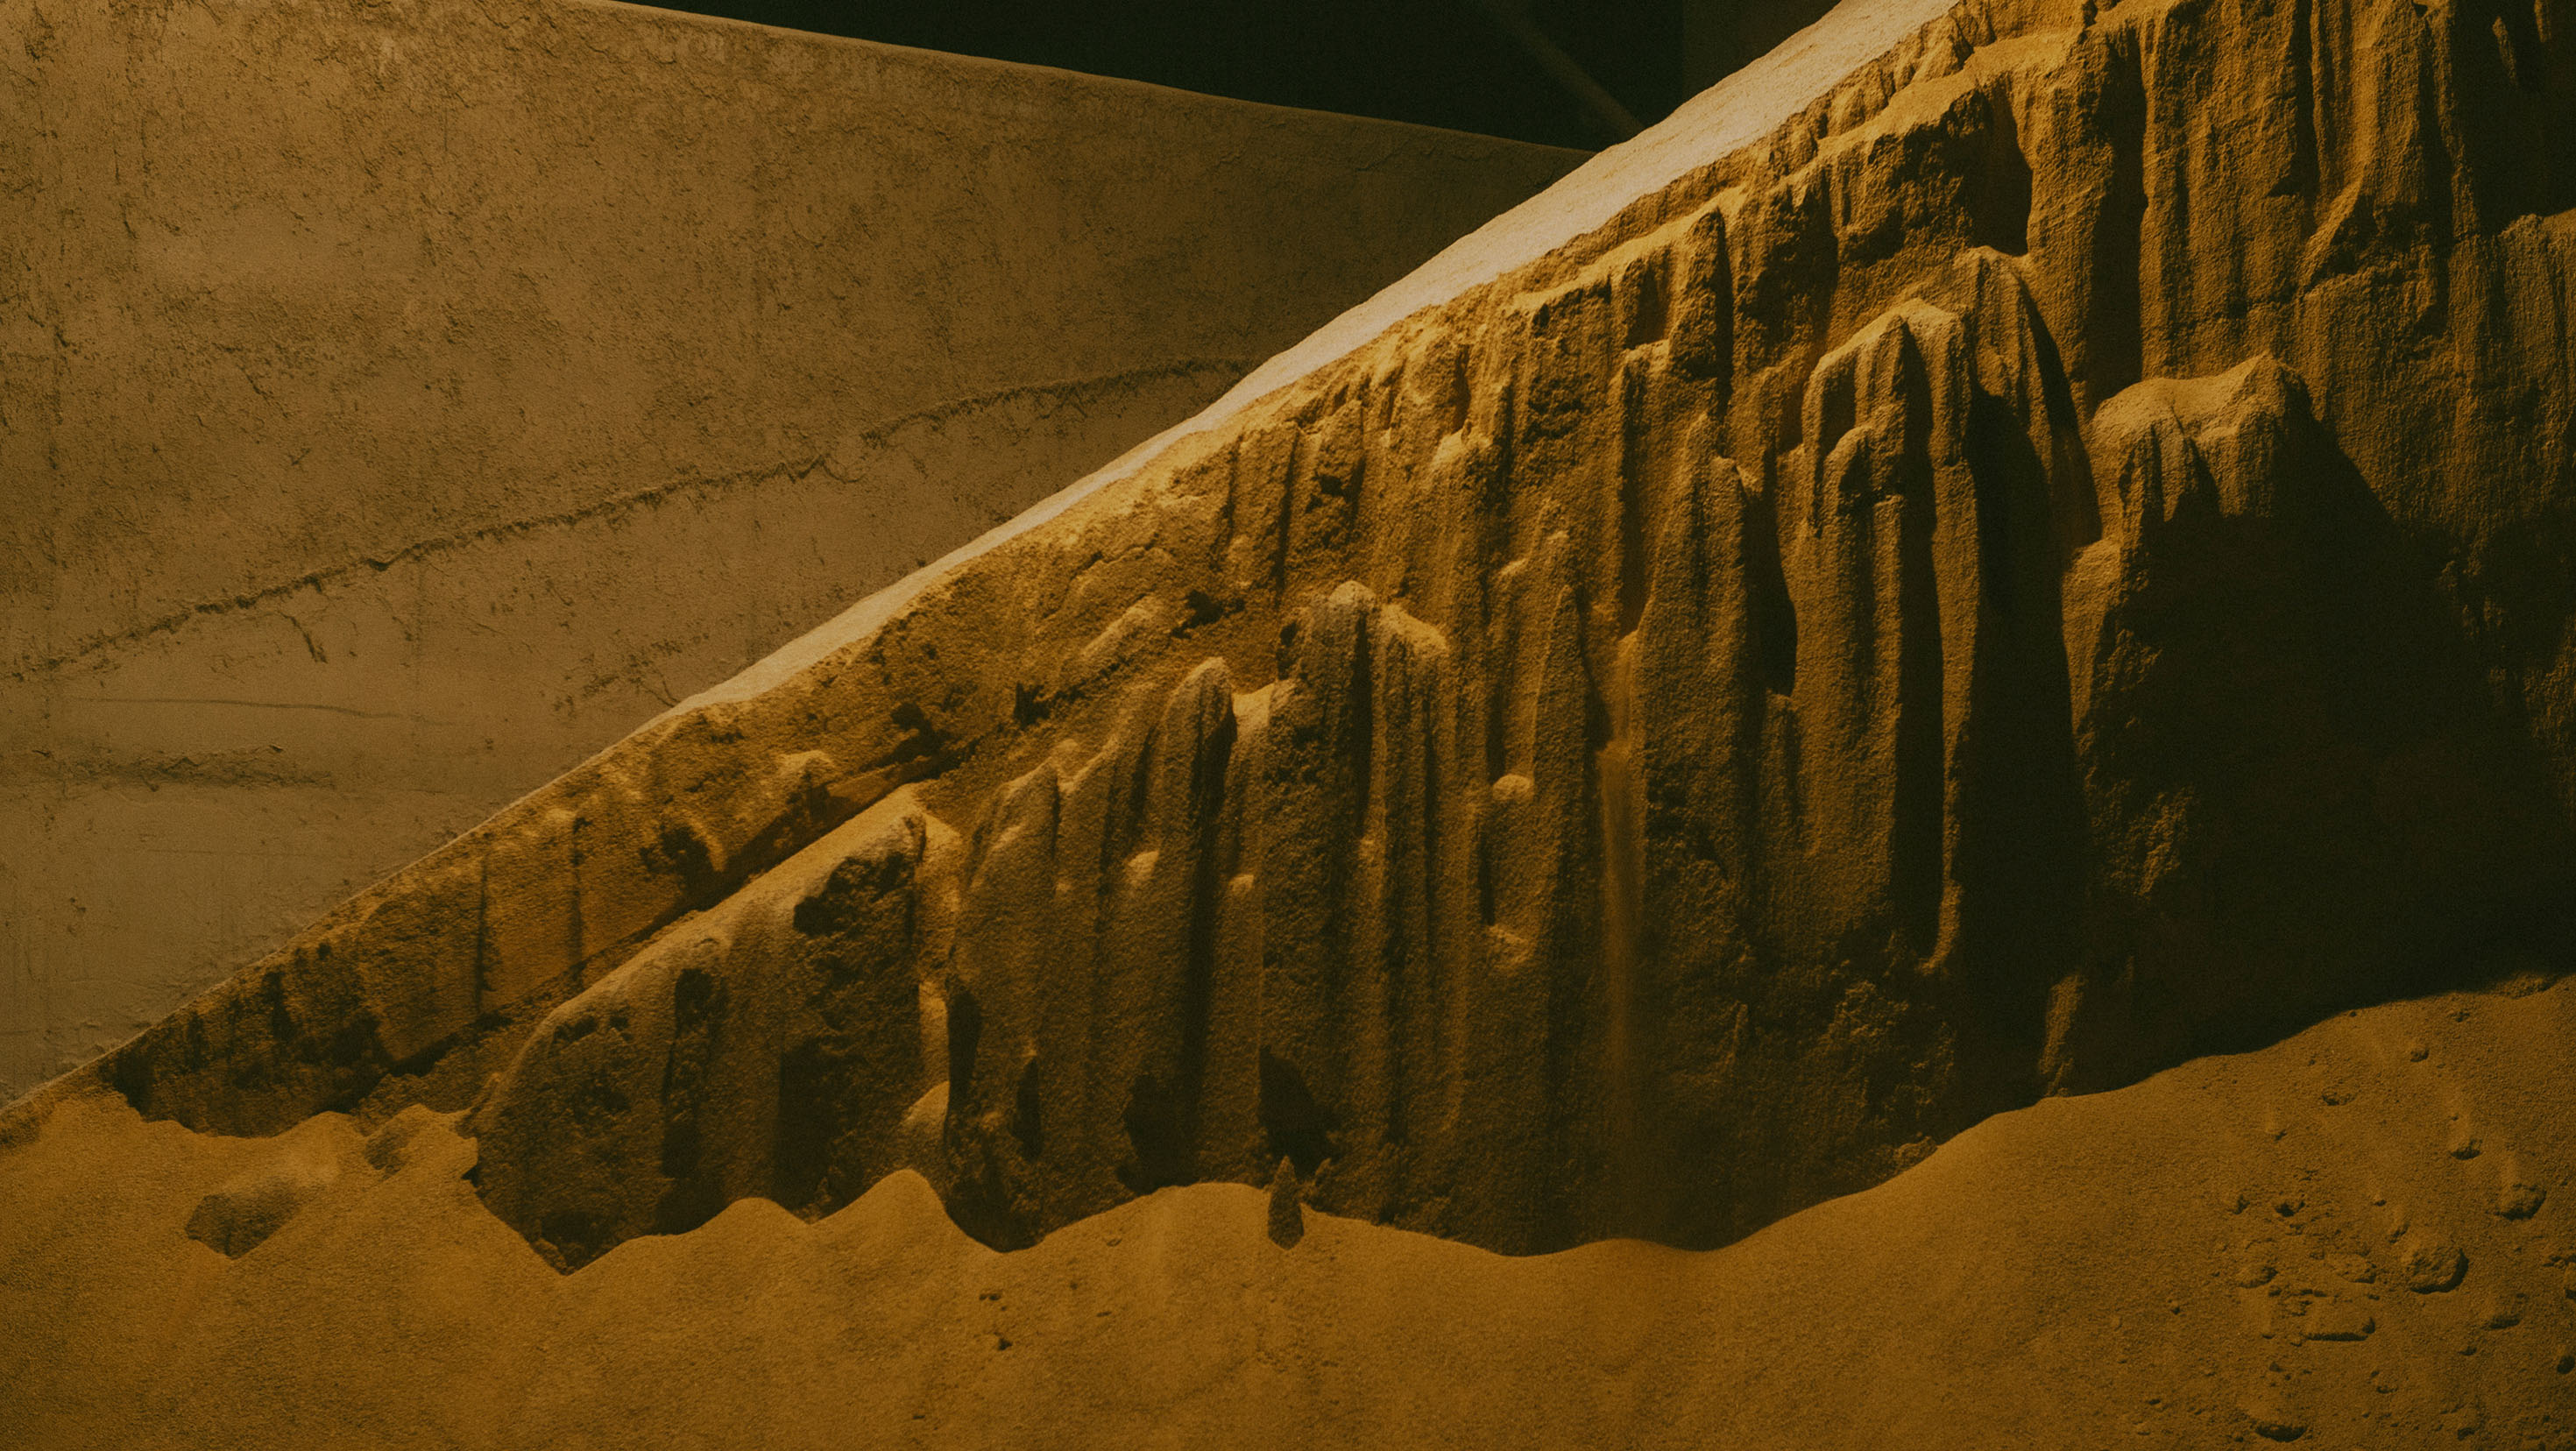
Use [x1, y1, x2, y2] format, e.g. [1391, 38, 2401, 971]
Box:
[56, 0, 2576, 1271]
[0, 0, 1590, 1107]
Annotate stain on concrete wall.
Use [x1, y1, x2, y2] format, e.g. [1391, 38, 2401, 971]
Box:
[0, 0, 1586, 1099]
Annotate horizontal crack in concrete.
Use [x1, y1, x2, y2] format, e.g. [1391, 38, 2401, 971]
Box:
[8, 358, 1255, 682]
[57, 696, 422, 721]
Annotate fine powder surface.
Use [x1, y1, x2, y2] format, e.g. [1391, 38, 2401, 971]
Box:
[4, 979, 2572, 1447]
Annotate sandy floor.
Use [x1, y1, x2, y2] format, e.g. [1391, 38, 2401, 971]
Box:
[8, 974, 2570, 1448]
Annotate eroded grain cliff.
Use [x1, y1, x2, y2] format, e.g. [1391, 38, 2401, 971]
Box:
[34, 0, 2576, 1277]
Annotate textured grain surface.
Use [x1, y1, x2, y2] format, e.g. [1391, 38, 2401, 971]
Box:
[8, 979, 2573, 1447]
[52, 0, 2576, 1248]
[0, 0, 1584, 1100]
[9, 0, 2576, 1433]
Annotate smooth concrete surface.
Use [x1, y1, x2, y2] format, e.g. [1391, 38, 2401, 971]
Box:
[0, 0, 1584, 1100]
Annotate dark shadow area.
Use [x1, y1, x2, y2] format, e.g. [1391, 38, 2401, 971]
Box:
[642, 0, 1829, 149]
[2061, 373, 2576, 1091]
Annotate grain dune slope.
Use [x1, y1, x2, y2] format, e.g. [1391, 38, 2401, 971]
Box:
[5, 979, 2571, 1447]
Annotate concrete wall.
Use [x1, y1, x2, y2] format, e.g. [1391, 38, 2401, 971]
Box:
[0, 0, 1583, 1100]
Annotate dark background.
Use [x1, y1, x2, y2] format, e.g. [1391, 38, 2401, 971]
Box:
[644, 0, 1829, 151]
